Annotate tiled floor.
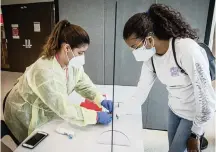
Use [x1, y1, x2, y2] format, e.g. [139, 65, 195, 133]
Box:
[1, 71, 215, 152]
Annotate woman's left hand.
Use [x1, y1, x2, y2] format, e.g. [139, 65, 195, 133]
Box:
[101, 100, 113, 113]
[187, 136, 201, 152]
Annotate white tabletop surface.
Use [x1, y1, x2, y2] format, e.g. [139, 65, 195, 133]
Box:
[14, 85, 144, 152]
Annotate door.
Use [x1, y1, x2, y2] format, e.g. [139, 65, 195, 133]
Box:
[2, 2, 54, 72]
[2, 5, 28, 72]
[24, 2, 54, 64]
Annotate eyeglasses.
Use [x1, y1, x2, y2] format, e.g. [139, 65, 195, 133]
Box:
[133, 39, 147, 50]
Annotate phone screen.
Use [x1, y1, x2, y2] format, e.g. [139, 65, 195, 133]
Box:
[24, 132, 47, 147]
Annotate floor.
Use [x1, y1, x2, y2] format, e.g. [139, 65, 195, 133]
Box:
[1, 71, 22, 151]
[1, 71, 215, 152]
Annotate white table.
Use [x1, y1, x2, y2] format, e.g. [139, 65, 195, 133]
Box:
[14, 85, 144, 152]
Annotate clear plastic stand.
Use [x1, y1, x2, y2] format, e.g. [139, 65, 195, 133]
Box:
[97, 130, 131, 147]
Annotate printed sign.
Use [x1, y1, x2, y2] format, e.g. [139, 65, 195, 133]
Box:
[11, 24, 19, 39]
[0, 8, 3, 25]
[34, 22, 41, 32]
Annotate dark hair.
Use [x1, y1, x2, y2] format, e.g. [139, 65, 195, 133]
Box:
[123, 4, 198, 41]
[41, 20, 90, 59]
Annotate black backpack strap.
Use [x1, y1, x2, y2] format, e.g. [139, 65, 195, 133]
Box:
[172, 38, 188, 75]
[151, 57, 156, 73]
[198, 42, 216, 81]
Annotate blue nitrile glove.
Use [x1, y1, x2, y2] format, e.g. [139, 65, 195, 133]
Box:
[97, 112, 112, 125]
[101, 100, 113, 113]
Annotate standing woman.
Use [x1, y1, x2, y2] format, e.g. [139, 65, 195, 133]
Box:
[4, 20, 113, 143]
[123, 4, 216, 152]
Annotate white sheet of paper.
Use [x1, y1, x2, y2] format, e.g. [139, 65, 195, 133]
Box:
[11, 24, 18, 28]
[34, 22, 41, 32]
[12, 35, 19, 39]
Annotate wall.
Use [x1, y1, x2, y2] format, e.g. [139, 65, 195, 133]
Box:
[213, 27, 216, 56]
[1, 0, 53, 5]
[212, 27, 215, 89]
[158, 0, 209, 43]
[59, 0, 106, 85]
[209, 1, 216, 50]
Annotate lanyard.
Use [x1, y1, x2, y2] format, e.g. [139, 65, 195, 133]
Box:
[55, 54, 69, 80]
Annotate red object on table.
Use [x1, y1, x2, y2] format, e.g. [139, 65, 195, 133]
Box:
[80, 94, 107, 111]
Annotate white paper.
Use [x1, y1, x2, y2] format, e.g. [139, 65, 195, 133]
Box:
[12, 35, 19, 39]
[11, 24, 18, 28]
[34, 22, 40, 32]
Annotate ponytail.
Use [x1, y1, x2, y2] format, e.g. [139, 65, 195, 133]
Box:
[148, 4, 198, 40]
[41, 20, 69, 59]
[41, 20, 90, 59]
[123, 4, 198, 40]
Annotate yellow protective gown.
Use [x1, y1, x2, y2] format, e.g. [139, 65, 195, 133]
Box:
[4, 56, 104, 142]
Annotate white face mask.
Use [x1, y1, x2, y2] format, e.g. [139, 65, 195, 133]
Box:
[66, 50, 85, 68]
[132, 38, 156, 61]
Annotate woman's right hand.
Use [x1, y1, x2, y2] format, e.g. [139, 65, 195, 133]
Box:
[97, 112, 112, 125]
[187, 136, 201, 152]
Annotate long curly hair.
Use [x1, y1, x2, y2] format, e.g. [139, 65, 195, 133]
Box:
[123, 4, 198, 40]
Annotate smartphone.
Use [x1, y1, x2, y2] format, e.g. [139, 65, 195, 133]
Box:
[22, 131, 48, 149]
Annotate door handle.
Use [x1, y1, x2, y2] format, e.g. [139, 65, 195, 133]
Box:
[27, 39, 32, 48]
[22, 39, 28, 48]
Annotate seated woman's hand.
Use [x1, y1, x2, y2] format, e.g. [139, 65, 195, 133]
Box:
[101, 100, 113, 113]
[97, 112, 112, 125]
